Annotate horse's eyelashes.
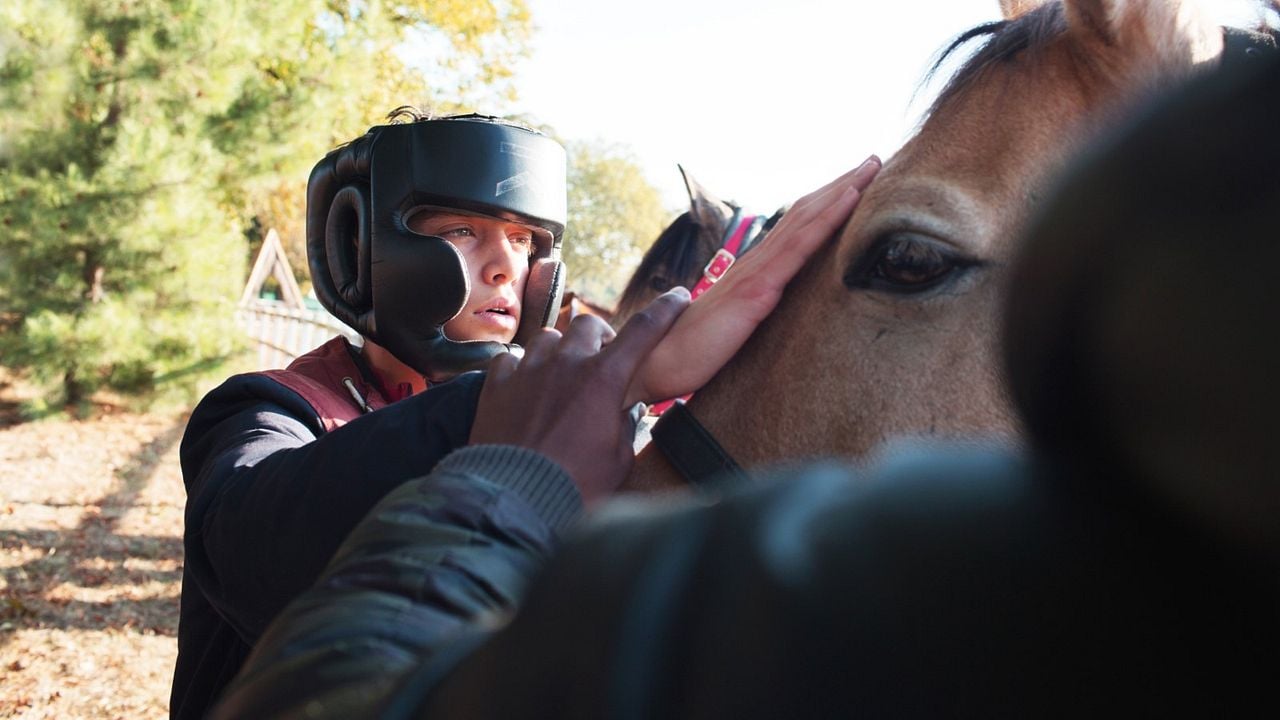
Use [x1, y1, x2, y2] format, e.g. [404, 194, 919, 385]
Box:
[844, 233, 977, 295]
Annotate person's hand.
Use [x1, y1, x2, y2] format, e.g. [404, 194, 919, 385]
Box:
[626, 156, 881, 405]
[470, 289, 691, 504]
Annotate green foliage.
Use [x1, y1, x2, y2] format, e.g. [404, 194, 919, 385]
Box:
[562, 140, 670, 306]
[0, 0, 532, 408]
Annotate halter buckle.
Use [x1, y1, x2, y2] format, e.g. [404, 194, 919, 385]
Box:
[702, 248, 736, 284]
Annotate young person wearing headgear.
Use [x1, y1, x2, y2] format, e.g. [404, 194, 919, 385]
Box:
[171, 110, 881, 719]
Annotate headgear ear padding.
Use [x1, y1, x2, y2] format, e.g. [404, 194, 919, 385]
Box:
[307, 134, 377, 336]
[516, 258, 566, 343]
[372, 235, 471, 378]
[306, 114, 568, 380]
[325, 185, 372, 309]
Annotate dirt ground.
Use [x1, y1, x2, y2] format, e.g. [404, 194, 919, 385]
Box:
[1, 375, 188, 719]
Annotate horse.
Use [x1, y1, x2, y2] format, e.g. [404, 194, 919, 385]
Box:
[625, 0, 1269, 491]
[611, 166, 782, 328]
[554, 290, 614, 333]
[552, 168, 751, 337]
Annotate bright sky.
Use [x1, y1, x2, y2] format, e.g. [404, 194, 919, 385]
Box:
[506, 0, 1265, 213]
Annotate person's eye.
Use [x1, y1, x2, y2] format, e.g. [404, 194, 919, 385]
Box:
[428, 225, 474, 239]
[512, 234, 536, 255]
[844, 233, 980, 294]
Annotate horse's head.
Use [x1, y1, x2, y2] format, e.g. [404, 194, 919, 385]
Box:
[629, 0, 1245, 489]
[611, 167, 738, 326]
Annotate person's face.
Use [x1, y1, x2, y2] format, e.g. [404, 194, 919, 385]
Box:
[408, 210, 544, 344]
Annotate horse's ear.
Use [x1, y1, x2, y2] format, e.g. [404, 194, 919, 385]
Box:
[1063, 0, 1116, 44]
[677, 164, 734, 230]
[1062, 0, 1222, 67]
[999, 0, 1044, 20]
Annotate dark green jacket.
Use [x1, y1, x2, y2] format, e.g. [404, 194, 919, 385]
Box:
[214, 444, 1279, 718]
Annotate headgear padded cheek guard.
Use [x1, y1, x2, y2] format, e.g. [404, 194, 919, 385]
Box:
[306, 115, 568, 382]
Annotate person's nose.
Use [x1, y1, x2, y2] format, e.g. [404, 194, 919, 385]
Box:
[479, 230, 523, 286]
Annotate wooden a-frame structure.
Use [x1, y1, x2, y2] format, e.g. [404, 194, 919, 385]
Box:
[240, 228, 306, 310]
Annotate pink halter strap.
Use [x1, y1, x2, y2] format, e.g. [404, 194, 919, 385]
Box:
[688, 212, 762, 300]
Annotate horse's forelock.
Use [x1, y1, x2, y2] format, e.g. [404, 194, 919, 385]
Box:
[922, 3, 1069, 124]
[922, 0, 1280, 123]
[614, 212, 703, 317]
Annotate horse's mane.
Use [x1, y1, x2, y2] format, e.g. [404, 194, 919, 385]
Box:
[921, 0, 1280, 127]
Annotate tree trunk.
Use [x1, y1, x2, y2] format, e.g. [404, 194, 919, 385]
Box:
[63, 367, 85, 408]
[84, 263, 105, 303]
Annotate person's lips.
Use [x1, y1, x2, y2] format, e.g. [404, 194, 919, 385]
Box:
[474, 297, 519, 327]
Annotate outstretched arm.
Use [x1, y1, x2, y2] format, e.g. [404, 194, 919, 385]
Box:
[626, 156, 880, 405]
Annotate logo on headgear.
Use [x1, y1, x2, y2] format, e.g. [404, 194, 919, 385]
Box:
[496, 142, 548, 199]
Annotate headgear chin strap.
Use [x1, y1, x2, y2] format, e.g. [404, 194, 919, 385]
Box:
[307, 115, 568, 382]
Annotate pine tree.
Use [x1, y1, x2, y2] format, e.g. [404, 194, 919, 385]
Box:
[0, 0, 531, 411]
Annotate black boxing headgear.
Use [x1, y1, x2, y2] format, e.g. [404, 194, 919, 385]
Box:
[306, 114, 567, 381]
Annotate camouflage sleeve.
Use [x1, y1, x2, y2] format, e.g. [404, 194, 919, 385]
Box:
[210, 445, 582, 719]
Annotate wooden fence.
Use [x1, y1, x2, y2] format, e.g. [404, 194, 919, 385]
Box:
[236, 301, 358, 370]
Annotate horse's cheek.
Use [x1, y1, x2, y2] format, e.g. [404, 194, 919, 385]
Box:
[622, 444, 688, 494]
[714, 275, 880, 464]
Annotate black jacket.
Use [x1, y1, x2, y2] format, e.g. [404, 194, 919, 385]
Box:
[171, 363, 483, 719]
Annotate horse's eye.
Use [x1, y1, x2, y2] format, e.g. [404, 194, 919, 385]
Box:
[844, 233, 976, 294]
[648, 276, 673, 292]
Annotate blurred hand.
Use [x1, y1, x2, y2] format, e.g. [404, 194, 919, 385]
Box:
[470, 289, 691, 504]
[626, 156, 881, 405]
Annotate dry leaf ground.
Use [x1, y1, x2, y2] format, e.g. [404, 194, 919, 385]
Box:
[1, 373, 188, 719]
